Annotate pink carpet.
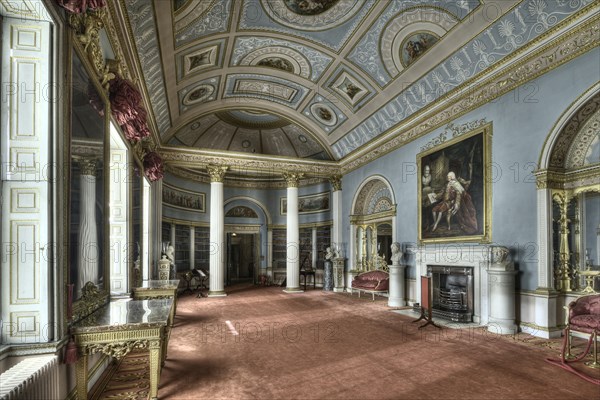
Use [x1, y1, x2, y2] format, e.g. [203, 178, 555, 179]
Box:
[148, 284, 597, 399]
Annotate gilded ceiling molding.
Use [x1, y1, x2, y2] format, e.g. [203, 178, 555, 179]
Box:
[207, 165, 228, 183]
[340, 15, 600, 175]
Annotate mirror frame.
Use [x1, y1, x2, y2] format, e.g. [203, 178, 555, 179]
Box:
[351, 209, 396, 272]
[551, 184, 600, 292]
[67, 34, 111, 323]
[130, 157, 145, 290]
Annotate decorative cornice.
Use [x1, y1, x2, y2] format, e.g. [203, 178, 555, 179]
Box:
[282, 172, 304, 188]
[420, 119, 488, 152]
[160, 147, 341, 177]
[340, 13, 600, 174]
[207, 165, 228, 182]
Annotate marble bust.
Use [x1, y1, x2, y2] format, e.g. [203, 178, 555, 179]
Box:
[391, 242, 402, 265]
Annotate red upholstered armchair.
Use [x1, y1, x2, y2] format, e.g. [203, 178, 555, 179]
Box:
[351, 270, 389, 301]
[564, 294, 600, 368]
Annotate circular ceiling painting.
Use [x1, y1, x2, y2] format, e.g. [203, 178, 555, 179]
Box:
[283, 0, 339, 16]
[262, 0, 362, 31]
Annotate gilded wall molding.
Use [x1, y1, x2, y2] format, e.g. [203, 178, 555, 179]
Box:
[340, 14, 600, 175]
[535, 165, 600, 190]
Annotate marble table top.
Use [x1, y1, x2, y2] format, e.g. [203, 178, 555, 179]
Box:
[137, 279, 180, 289]
[73, 298, 172, 333]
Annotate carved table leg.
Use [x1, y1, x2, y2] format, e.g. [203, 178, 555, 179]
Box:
[76, 352, 88, 400]
[149, 338, 162, 400]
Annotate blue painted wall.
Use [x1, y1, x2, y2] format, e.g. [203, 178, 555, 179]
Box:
[342, 48, 600, 291]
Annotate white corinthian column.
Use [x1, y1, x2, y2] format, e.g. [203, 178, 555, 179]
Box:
[284, 173, 304, 293]
[208, 165, 228, 297]
[77, 157, 99, 297]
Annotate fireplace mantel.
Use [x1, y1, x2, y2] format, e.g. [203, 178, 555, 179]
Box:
[414, 244, 517, 333]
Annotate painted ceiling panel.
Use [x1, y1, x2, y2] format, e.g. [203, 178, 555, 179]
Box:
[231, 36, 333, 81]
[238, 0, 377, 52]
[196, 120, 238, 149]
[174, 0, 233, 47]
[227, 127, 264, 154]
[333, 0, 594, 158]
[261, 128, 299, 158]
[122, 0, 171, 133]
[115, 0, 595, 163]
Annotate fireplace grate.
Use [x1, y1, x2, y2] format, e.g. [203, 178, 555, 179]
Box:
[439, 288, 467, 311]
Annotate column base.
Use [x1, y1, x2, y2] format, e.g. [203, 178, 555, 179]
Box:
[207, 291, 227, 297]
[487, 318, 518, 335]
[333, 288, 345, 293]
[388, 298, 405, 308]
[283, 287, 304, 293]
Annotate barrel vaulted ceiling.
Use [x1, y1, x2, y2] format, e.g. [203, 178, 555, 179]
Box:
[110, 0, 596, 167]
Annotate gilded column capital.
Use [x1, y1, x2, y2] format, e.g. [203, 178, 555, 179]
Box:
[283, 172, 304, 188]
[75, 156, 98, 176]
[207, 165, 228, 182]
[330, 175, 342, 191]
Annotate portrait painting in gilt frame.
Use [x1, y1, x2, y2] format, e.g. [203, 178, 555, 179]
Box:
[417, 126, 492, 244]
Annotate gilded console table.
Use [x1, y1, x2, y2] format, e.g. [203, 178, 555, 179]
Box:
[72, 298, 172, 400]
[133, 279, 180, 326]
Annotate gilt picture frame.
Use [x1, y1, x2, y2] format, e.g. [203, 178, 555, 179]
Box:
[162, 183, 206, 212]
[281, 191, 330, 215]
[417, 125, 492, 244]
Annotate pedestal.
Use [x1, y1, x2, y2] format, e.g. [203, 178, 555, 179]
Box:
[323, 261, 333, 291]
[487, 264, 518, 335]
[388, 264, 406, 307]
[332, 258, 345, 292]
[158, 257, 171, 280]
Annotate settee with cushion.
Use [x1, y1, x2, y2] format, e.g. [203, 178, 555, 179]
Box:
[351, 270, 389, 301]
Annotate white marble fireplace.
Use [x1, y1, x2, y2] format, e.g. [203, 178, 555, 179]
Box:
[415, 244, 517, 334]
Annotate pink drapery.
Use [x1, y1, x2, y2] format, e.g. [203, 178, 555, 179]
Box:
[143, 152, 164, 182]
[108, 76, 150, 142]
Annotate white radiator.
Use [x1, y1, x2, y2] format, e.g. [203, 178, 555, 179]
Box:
[0, 355, 59, 400]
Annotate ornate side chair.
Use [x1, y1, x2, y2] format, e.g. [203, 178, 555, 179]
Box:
[563, 294, 600, 368]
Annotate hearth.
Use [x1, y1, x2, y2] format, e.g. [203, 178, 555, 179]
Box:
[428, 265, 473, 322]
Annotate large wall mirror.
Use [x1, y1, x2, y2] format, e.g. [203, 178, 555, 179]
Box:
[552, 187, 600, 292]
[69, 45, 109, 317]
[131, 159, 143, 287]
[350, 177, 396, 272]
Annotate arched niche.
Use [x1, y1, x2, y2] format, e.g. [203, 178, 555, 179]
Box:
[350, 176, 397, 272]
[223, 197, 272, 281]
[536, 83, 600, 292]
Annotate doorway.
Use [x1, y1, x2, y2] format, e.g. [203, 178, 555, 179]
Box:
[226, 233, 258, 285]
